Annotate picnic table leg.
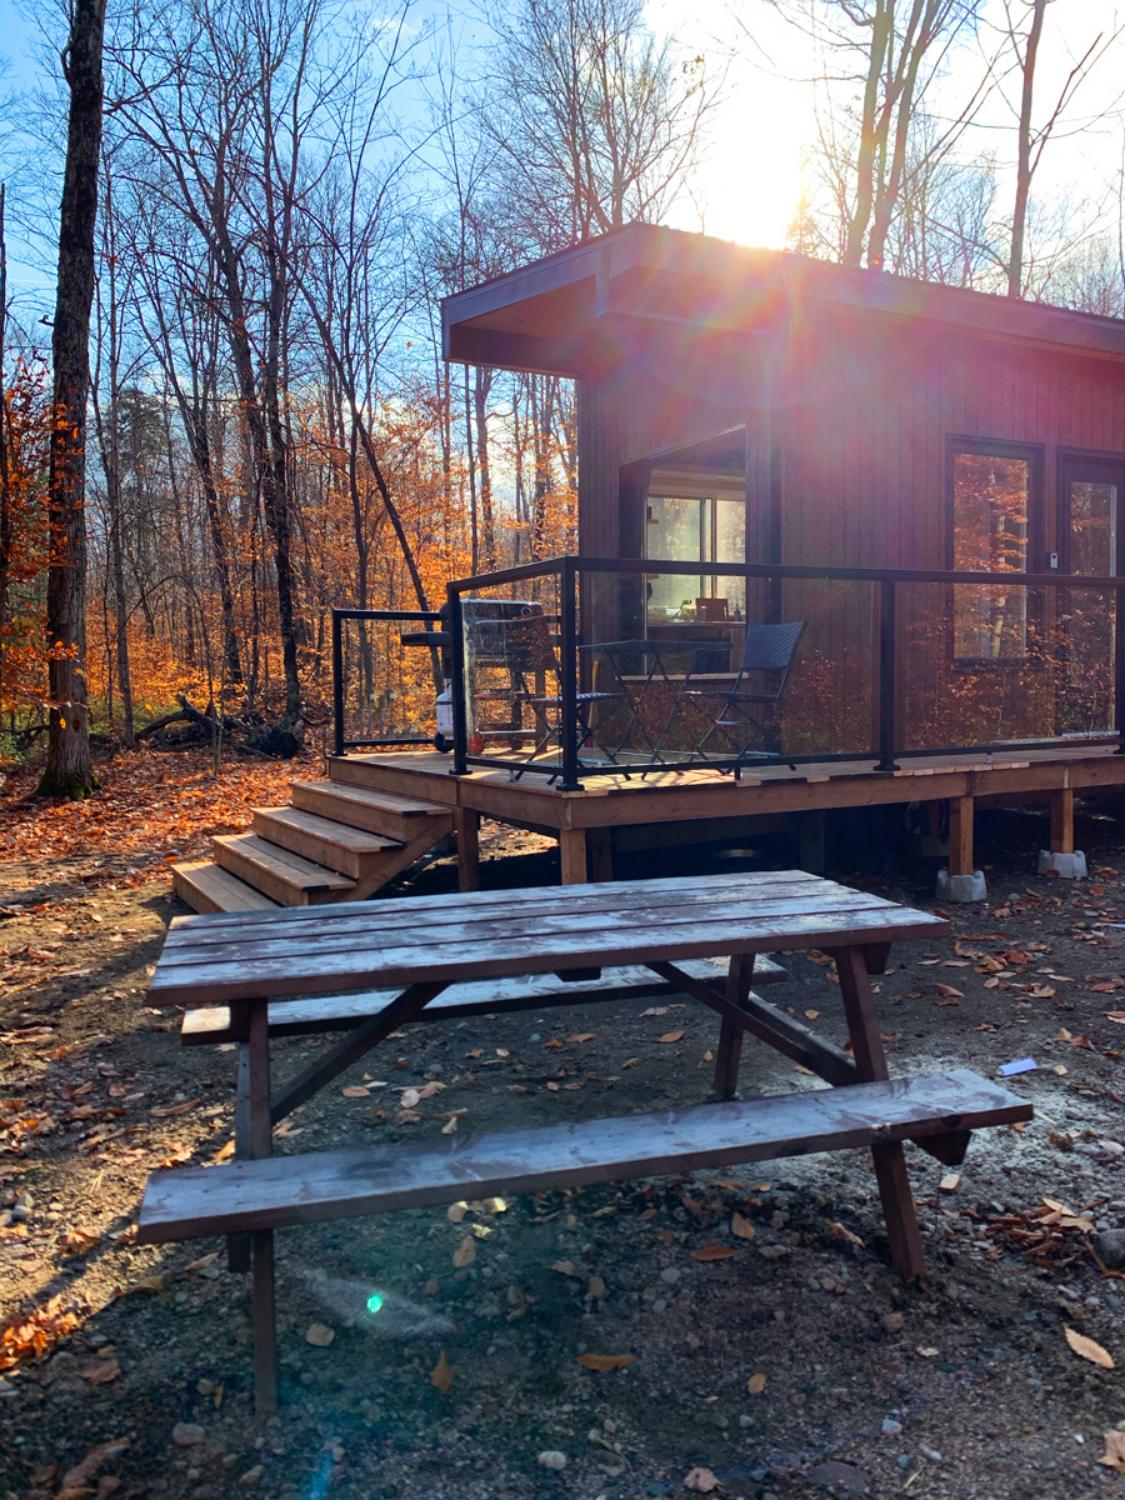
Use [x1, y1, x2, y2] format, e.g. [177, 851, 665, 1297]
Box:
[835, 946, 926, 1281]
[712, 953, 754, 1099]
[245, 996, 279, 1415]
[226, 1044, 251, 1274]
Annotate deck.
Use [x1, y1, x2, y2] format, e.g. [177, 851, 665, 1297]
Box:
[329, 743, 1125, 890]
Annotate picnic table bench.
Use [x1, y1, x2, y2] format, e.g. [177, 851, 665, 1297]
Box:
[138, 871, 1032, 1414]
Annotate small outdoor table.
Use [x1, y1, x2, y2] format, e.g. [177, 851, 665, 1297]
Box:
[139, 871, 1032, 1413]
[586, 637, 728, 766]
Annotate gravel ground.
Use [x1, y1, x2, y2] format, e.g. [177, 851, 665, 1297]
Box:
[2, 791, 1124, 1500]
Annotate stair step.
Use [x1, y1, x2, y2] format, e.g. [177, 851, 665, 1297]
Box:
[293, 779, 452, 842]
[212, 834, 354, 906]
[172, 860, 278, 915]
[252, 806, 399, 879]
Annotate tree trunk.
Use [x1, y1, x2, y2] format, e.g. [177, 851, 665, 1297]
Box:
[38, 0, 107, 799]
[1009, 0, 1046, 297]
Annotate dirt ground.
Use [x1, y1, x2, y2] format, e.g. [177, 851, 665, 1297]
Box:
[2, 755, 1125, 1500]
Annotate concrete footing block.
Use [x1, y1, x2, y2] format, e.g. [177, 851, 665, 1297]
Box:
[935, 868, 988, 903]
[1037, 849, 1088, 880]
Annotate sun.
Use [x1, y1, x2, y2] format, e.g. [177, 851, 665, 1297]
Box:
[649, 0, 810, 252]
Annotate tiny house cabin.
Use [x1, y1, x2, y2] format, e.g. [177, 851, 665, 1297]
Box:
[443, 223, 1125, 767]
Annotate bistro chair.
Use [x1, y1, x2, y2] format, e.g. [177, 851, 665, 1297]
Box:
[465, 604, 623, 780]
[682, 619, 805, 774]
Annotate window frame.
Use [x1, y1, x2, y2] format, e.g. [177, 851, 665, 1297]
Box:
[644, 491, 747, 601]
[945, 435, 1045, 669]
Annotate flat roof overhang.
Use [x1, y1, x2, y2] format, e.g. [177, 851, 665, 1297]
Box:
[442, 222, 1125, 378]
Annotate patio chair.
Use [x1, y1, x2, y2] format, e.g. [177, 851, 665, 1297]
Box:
[466, 604, 623, 778]
[507, 610, 627, 776]
[682, 619, 805, 774]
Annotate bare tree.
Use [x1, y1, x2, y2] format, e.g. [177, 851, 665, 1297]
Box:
[997, 0, 1121, 296]
[38, 0, 106, 798]
[491, 0, 719, 251]
[764, 0, 992, 270]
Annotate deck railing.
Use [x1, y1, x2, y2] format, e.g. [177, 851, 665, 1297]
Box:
[444, 556, 1125, 790]
[330, 607, 444, 757]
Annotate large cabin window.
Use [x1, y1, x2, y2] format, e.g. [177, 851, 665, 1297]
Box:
[645, 494, 746, 625]
[951, 442, 1037, 662]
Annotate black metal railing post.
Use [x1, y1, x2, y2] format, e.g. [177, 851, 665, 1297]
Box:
[559, 559, 581, 791]
[447, 584, 469, 776]
[875, 577, 900, 771]
[1116, 580, 1125, 754]
[331, 608, 345, 758]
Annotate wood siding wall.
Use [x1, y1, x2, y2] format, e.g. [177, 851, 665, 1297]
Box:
[578, 308, 1125, 756]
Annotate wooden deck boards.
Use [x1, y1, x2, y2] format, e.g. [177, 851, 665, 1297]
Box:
[331, 744, 1125, 835]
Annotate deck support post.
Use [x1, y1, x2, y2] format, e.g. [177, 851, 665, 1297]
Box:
[559, 828, 588, 885]
[454, 808, 481, 891]
[589, 828, 614, 883]
[936, 795, 986, 903]
[1038, 787, 1086, 879]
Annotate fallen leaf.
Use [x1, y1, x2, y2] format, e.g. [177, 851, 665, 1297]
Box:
[746, 1371, 767, 1396]
[1100, 1430, 1125, 1473]
[184, 1252, 220, 1273]
[430, 1349, 454, 1393]
[341, 1085, 370, 1099]
[305, 1322, 335, 1347]
[82, 1356, 121, 1385]
[730, 1211, 756, 1242]
[935, 983, 964, 999]
[149, 1097, 201, 1117]
[826, 1220, 863, 1248]
[691, 1245, 735, 1262]
[452, 1235, 477, 1269]
[447, 1201, 468, 1223]
[441, 1116, 460, 1135]
[577, 1352, 635, 1371]
[551, 1259, 580, 1277]
[586, 1274, 607, 1300]
[567, 1033, 595, 1044]
[1064, 1325, 1114, 1369]
[212, 1139, 236, 1163]
[657, 1030, 685, 1044]
[117, 1273, 166, 1297]
[59, 1440, 130, 1493]
[684, 1466, 720, 1493]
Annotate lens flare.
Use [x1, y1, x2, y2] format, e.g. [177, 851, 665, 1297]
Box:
[366, 1292, 384, 1314]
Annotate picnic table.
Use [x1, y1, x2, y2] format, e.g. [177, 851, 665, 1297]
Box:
[137, 870, 1032, 1414]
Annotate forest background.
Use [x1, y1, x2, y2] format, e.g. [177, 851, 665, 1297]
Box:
[1, 0, 1123, 792]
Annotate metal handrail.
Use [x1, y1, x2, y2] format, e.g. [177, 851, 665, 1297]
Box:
[446, 556, 1125, 787]
[331, 607, 444, 758]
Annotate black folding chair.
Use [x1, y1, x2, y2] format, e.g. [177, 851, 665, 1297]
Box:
[681, 619, 805, 774]
[506, 611, 625, 777]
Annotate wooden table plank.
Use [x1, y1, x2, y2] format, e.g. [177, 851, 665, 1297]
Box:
[161, 874, 864, 954]
[159, 889, 906, 970]
[163, 869, 831, 944]
[149, 904, 946, 1006]
[136, 1068, 1030, 1242]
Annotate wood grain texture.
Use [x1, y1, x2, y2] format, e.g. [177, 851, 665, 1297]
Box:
[181, 955, 787, 1045]
[136, 1068, 1032, 1243]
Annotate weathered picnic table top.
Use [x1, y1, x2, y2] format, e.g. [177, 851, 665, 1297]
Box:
[150, 870, 948, 1008]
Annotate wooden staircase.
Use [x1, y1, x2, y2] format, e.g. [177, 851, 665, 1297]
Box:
[172, 772, 454, 913]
